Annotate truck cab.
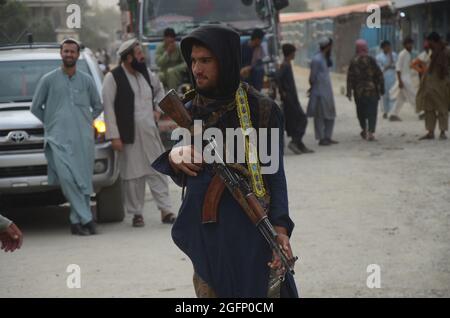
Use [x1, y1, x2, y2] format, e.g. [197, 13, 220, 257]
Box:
[123, 0, 288, 96]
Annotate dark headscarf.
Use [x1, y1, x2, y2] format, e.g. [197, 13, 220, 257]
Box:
[180, 25, 241, 100]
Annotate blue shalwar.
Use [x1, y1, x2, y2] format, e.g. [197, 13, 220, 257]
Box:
[31, 68, 103, 225]
[306, 52, 336, 141]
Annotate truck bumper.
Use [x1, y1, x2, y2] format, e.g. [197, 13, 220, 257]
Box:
[0, 142, 119, 195]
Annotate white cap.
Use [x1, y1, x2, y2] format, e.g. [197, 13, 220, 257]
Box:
[117, 38, 139, 57]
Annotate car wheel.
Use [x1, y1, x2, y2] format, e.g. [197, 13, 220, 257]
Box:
[95, 178, 125, 223]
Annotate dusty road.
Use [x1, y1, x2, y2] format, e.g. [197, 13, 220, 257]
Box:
[1, 69, 449, 297]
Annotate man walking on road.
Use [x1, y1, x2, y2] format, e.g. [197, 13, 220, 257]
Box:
[347, 39, 385, 141]
[277, 43, 314, 154]
[103, 39, 176, 227]
[307, 37, 338, 146]
[376, 40, 397, 119]
[31, 38, 103, 236]
[389, 38, 418, 122]
[416, 32, 450, 140]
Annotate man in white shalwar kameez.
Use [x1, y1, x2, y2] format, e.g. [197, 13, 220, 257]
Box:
[102, 39, 176, 227]
[389, 38, 419, 121]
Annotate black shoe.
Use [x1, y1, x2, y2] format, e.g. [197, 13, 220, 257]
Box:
[360, 130, 367, 140]
[71, 223, 90, 236]
[132, 215, 145, 227]
[288, 141, 302, 154]
[383, 113, 388, 119]
[318, 139, 331, 146]
[389, 115, 402, 122]
[83, 221, 97, 235]
[326, 138, 339, 144]
[418, 133, 435, 140]
[439, 132, 448, 140]
[297, 142, 314, 154]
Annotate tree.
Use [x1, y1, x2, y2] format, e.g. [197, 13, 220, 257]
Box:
[0, 0, 30, 43]
[0, 0, 55, 43]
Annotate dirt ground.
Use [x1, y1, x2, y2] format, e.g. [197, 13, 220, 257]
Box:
[1, 67, 449, 297]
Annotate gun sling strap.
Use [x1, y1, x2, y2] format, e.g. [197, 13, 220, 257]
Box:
[201, 84, 270, 223]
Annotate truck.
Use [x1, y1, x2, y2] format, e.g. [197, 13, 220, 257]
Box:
[119, 0, 289, 146]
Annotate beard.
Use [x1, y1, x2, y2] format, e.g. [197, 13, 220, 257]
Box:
[63, 59, 76, 68]
[131, 58, 147, 73]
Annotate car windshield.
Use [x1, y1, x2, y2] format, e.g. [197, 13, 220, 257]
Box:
[143, 0, 271, 38]
[0, 59, 90, 103]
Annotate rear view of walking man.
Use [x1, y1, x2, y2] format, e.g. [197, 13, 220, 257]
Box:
[277, 43, 314, 154]
[307, 38, 338, 146]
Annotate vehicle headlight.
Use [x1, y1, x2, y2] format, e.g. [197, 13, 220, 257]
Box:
[93, 119, 106, 143]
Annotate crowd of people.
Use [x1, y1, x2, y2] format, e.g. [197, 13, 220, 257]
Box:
[347, 33, 450, 141]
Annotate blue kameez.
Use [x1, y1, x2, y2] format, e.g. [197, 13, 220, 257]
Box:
[31, 68, 103, 224]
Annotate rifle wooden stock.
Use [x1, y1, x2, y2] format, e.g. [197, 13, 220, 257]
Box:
[228, 188, 266, 226]
[245, 192, 268, 225]
[202, 175, 226, 223]
[158, 89, 193, 130]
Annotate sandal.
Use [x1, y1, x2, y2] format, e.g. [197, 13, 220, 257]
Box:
[132, 215, 145, 227]
[161, 212, 176, 224]
[360, 130, 367, 140]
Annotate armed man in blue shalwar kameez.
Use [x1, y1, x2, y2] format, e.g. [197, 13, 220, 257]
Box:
[152, 25, 298, 298]
[31, 39, 103, 236]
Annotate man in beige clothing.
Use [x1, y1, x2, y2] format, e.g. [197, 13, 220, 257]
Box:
[102, 39, 176, 227]
[417, 32, 450, 140]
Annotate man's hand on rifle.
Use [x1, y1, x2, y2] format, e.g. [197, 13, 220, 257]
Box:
[268, 226, 294, 273]
[169, 145, 203, 176]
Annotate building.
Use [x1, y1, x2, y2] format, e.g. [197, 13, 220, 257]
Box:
[280, 1, 395, 72]
[393, 0, 450, 50]
[280, 0, 450, 72]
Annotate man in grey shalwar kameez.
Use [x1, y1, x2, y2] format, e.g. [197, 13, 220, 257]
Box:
[31, 39, 103, 236]
[307, 38, 338, 146]
[102, 39, 175, 227]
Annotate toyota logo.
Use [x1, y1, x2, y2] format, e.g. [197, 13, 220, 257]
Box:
[7, 131, 30, 143]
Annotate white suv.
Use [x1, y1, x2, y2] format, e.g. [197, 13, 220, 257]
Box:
[0, 44, 124, 223]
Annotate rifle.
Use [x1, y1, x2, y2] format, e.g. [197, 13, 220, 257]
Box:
[159, 89, 298, 280]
